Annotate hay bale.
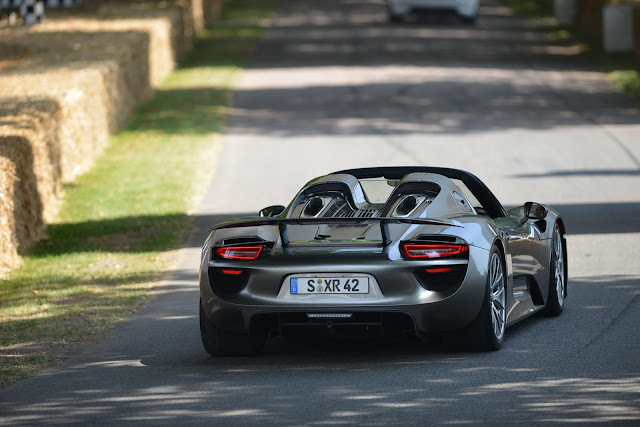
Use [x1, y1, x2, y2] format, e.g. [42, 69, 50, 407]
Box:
[0, 67, 109, 182]
[0, 30, 151, 132]
[0, 99, 60, 274]
[0, 156, 20, 274]
[7, 5, 180, 85]
[0, 99, 62, 223]
[189, 0, 205, 34]
[96, 1, 190, 65]
[96, 0, 213, 54]
[0, 0, 209, 273]
[0, 1, 187, 180]
[203, 0, 224, 28]
[0, 142, 42, 274]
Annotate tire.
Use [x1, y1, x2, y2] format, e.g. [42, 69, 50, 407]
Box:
[199, 301, 263, 356]
[445, 245, 506, 351]
[387, 6, 404, 23]
[389, 13, 403, 23]
[543, 224, 566, 316]
[460, 16, 476, 25]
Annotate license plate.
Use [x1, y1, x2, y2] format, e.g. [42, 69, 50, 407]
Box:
[290, 277, 369, 294]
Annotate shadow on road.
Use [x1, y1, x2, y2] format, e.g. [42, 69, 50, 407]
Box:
[27, 197, 640, 258]
[130, 81, 640, 138]
[3, 0, 640, 423]
[1, 274, 638, 424]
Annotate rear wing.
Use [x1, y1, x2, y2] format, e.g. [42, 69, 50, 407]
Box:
[210, 217, 461, 248]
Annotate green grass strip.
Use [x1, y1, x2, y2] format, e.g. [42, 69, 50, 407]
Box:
[610, 70, 640, 100]
[0, 0, 279, 387]
[498, 0, 553, 19]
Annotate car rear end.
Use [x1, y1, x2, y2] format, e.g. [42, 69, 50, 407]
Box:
[387, 0, 479, 19]
[199, 219, 489, 342]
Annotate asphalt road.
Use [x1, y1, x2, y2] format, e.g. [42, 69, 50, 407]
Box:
[2, 0, 640, 424]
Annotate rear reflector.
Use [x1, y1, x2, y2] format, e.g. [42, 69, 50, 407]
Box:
[425, 267, 454, 273]
[221, 269, 243, 275]
[402, 243, 469, 259]
[215, 246, 263, 260]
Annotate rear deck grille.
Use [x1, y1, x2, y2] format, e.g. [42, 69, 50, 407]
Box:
[342, 209, 380, 218]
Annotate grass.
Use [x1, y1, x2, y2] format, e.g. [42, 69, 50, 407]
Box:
[610, 70, 640, 99]
[499, 0, 553, 19]
[498, 0, 640, 101]
[0, 0, 279, 387]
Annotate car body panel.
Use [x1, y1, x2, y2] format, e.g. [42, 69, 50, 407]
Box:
[388, 0, 479, 18]
[199, 167, 565, 341]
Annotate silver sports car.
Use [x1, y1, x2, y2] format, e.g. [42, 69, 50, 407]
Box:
[199, 167, 567, 354]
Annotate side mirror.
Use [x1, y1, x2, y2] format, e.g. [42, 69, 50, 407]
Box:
[259, 205, 285, 218]
[524, 202, 548, 220]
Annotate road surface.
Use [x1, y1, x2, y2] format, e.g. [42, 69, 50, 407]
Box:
[1, 0, 640, 424]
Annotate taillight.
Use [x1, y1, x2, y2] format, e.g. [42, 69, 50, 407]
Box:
[215, 246, 263, 260]
[402, 243, 469, 259]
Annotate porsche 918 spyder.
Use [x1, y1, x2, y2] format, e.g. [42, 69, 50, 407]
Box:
[199, 167, 567, 355]
[387, 0, 479, 23]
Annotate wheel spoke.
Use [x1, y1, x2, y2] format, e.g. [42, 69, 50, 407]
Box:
[488, 252, 505, 340]
[492, 311, 500, 336]
[494, 270, 503, 288]
[492, 305, 502, 324]
[493, 286, 504, 300]
[553, 230, 565, 306]
[490, 258, 497, 283]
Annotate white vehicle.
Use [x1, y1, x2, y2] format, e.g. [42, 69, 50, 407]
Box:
[387, 0, 479, 23]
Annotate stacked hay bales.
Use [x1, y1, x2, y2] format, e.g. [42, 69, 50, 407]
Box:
[0, 99, 60, 272]
[95, 0, 214, 62]
[0, 66, 109, 188]
[93, 3, 187, 81]
[203, 0, 225, 28]
[0, 68, 108, 274]
[0, 0, 227, 274]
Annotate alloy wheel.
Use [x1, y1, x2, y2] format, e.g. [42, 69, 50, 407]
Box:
[489, 252, 506, 341]
[554, 230, 565, 307]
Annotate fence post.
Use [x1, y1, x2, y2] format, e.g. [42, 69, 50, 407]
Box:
[603, 3, 636, 52]
[554, 0, 577, 26]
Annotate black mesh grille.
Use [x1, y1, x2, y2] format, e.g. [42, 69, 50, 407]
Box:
[208, 267, 250, 295]
[414, 265, 467, 293]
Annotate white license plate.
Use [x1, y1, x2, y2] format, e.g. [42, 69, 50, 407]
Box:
[289, 277, 369, 294]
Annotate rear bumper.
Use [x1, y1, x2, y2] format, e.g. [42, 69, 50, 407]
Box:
[200, 297, 483, 338]
[199, 246, 490, 336]
[388, 0, 479, 17]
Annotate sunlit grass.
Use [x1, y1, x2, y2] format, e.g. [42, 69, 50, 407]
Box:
[0, 0, 279, 387]
[499, 0, 553, 19]
[610, 70, 640, 100]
